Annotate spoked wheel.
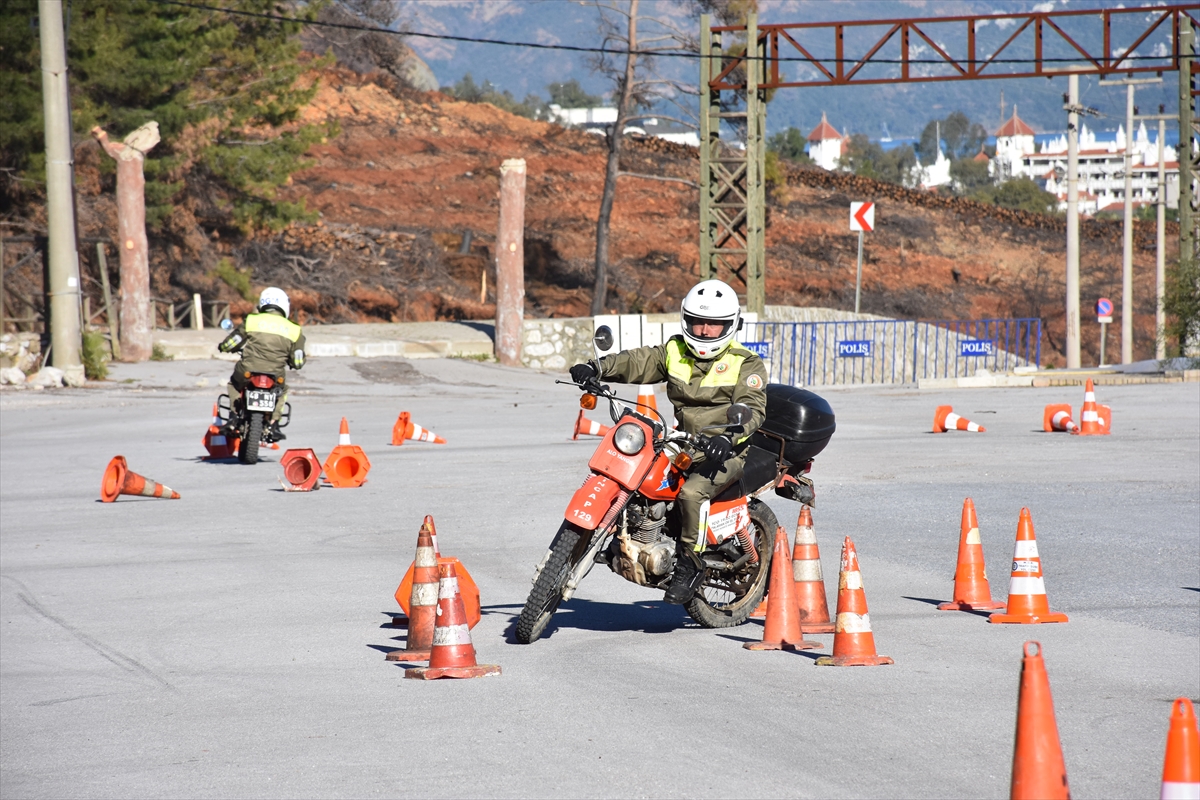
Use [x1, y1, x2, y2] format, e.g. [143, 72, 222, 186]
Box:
[515, 522, 584, 644]
[685, 498, 778, 628]
[239, 414, 263, 465]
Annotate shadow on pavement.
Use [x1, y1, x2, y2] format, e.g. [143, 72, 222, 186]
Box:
[715, 633, 825, 659]
[502, 598, 689, 643]
[903, 595, 997, 618]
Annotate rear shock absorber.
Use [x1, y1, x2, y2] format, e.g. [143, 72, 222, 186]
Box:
[735, 527, 759, 565]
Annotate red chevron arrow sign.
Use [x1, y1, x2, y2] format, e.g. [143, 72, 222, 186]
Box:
[850, 202, 875, 232]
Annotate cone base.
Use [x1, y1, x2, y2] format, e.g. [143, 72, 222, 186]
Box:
[385, 648, 431, 662]
[937, 599, 1006, 611]
[800, 622, 836, 633]
[815, 654, 894, 666]
[744, 639, 822, 651]
[988, 611, 1068, 624]
[404, 664, 501, 680]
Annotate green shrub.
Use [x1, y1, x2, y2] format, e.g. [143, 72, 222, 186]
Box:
[214, 258, 255, 301]
[81, 331, 109, 379]
[151, 343, 173, 361]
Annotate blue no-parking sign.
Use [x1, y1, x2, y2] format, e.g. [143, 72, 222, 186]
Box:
[1096, 297, 1113, 323]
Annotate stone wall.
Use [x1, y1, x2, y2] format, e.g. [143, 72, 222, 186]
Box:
[520, 318, 593, 371]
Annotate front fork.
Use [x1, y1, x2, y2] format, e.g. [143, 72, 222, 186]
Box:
[533, 490, 631, 601]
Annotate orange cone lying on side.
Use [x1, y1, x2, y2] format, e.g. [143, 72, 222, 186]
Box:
[989, 508, 1068, 625]
[572, 409, 611, 439]
[938, 498, 1005, 611]
[1009, 641, 1070, 800]
[390, 411, 447, 445]
[387, 519, 440, 662]
[792, 507, 835, 633]
[933, 405, 986, 433]
[405, 561, 501, 680]
[1042, 403, 1077, 433]
[815, 537, 893, 666]
[1161, 698, 1200, 800]
[279, 448, 322, 492]
[744, 527, 821, 651]
[100, 456, 180, 502]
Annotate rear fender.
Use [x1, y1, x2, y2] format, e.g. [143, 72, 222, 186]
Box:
[565, 473, 624, 531]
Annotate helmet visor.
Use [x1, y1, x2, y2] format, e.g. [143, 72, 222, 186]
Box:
[683, 313, 734, 342]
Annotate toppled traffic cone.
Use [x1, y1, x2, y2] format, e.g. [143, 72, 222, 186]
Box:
[572, 409, 610, 440]
[938, 498, 1005, 611]
[1010, 641, 1070, 800]
[744, 527, 821, 651]
[202, 403, 238, 459]
[792, 507, 834, 633]
[1076, 378, 1109, 436]
[1162, 698, 1200, 800]
[1042, 403, 1077, 433]
[989, 508, 1068, 625]
[933, 405, 986, 433]
[636, 384, 659, 417]
[390, 411, 447, 446]
[405, 561, 501, 680]
[279, 448, 321, 492]
[100, 456, 180, 503]
[386, 520, 439, 662]
[815, 537, 893, 667]
[322, 418, 370, 488]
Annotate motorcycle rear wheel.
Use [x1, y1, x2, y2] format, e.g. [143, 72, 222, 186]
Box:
[238, 413, 263, 465]
[685, 498, 777, 628]
[515, 522, 584, 644]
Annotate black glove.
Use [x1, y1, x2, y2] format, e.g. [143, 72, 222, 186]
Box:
[701, 434, 732, 464]
[569, 362, 598, 385]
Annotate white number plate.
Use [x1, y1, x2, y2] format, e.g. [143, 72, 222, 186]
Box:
[245, 390, 276, 412]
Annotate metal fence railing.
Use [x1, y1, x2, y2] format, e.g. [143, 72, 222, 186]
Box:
[739, 318, 1042, 386]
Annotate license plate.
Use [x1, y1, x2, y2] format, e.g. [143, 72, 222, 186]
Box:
[245, 390, 276, 412]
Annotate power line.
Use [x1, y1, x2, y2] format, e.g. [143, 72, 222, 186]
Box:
[150, 0, 1187, 67]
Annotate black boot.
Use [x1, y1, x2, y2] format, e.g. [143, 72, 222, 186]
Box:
[664, 548, 705, 605]
[267, 421, 286, 442]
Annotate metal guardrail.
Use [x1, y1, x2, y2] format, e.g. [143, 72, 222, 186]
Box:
[740, 318, 1042, 386]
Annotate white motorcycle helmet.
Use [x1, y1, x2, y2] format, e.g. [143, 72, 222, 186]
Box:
[257, 286, 290, 318]
[680, 279, 741, 359]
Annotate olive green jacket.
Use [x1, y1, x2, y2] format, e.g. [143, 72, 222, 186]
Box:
[597, 336, 768, 441]
[218, 310, 306, 377]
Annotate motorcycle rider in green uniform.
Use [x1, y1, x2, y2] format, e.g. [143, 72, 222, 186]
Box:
[570, 279, 768, 606]
[217, 287, 306, 442]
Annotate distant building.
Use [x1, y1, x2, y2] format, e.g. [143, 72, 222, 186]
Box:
[806, 112, 844, 171]
[546, 105, 699, 147]
[913, 121, 953, 190]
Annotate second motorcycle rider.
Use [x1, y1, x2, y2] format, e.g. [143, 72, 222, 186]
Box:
[570, 279, 768, 606]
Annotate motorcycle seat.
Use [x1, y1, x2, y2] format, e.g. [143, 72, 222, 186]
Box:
[711, 445, 779, 503]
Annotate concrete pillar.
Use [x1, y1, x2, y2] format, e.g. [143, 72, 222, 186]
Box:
[1064, 74, 1081, 369]
[92, 122, 159, 362]
[495, 158, 526, 366]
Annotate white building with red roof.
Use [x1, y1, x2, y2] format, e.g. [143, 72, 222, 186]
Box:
[807, 112, 844, 171]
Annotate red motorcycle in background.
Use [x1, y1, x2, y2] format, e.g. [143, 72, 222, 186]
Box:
[515, 326, 835, 644]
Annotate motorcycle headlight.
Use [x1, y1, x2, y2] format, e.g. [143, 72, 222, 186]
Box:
[612, 423, 646, 455]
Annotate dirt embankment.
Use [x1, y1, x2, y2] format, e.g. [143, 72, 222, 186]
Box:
[5, 66, 1171, 365]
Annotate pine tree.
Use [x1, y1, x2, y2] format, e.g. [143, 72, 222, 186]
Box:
[0, 0, 331, 231]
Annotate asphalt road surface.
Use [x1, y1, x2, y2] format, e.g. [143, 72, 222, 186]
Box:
[2, 357, 1197, 799]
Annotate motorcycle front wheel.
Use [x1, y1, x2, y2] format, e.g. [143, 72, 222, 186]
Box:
[686, 498, 778, 628]
[238, 413, 263, 465]
[515, 521, 585, 644]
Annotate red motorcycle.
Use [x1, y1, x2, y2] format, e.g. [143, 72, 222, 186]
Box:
[516, 326, 835, 644]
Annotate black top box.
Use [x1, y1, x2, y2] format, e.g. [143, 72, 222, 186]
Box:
[748, 384, 836, 465]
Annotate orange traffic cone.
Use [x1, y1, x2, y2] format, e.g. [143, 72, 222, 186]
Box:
[386, 519, 439, 662]
[989, 508, 1068, 625]
[202, 403, 238, 459]
[1042, 403, 1077, 433]
[933, 405, 986, 433]
[390, 411, 447, 445]
[1076, 378, 1109, 435]
[636, 385, 659, 417]
[815, 537, 893, 667]
[572, 409, 610, 440]
[1010, 641, 1070, 800]
[279, 448, 321, 492]
[100, 456, 180, 502]
[792, 507, 834, 633]
[391, 517, 481, 629]
[405, 561, 501, 680]
[323, 418, 370, 488]
[1162, 698, 1200, 800]
[938, 498, 1005, 611]
[744, 527, 821, 651]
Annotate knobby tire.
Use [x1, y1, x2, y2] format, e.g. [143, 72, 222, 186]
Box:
[515, 522, 583, 644]
[240, 413, 263, 465]
[685, 498, 778, 628]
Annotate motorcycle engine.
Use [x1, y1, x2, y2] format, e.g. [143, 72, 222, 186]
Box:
[608, 502, 675, 586]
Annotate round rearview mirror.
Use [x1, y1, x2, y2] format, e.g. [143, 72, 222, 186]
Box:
[593, 325, 614, 352]
[726, 402, 752, 425]
[220, 318, 234, 331]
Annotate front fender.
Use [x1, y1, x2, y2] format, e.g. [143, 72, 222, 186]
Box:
[564, 473, 624, 531]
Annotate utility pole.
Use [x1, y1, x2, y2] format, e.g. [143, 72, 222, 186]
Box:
[38, 0, 84, 385]
[1100, 76, 1161, 364]
[1180, 19, 1196, 283]
[1134, 106, 1174, 360]
[1065, 74, 1081, 369]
